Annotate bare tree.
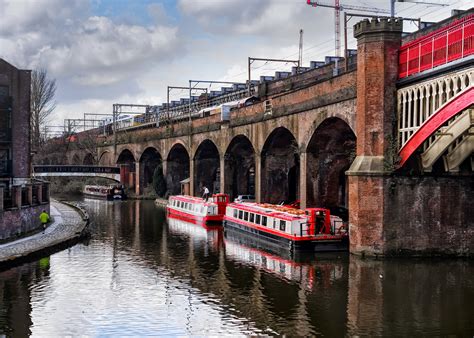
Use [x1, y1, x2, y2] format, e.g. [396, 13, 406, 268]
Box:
[31, 68, 56, 148]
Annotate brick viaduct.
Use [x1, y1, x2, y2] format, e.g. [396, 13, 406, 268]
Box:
[41, 14, 474, 257]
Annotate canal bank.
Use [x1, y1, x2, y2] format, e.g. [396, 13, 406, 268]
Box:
[0, 200, 89, 270]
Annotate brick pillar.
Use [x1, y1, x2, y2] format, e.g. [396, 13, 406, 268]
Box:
[346, 18, 402, 256]
[255, 152, 261, 203]
[299, 152, 307, 209]
[43, 183, 50, 202]
[162, 159, 167, 177]
[120, 164, 131, 187]
[27, 184, 33, 205]
[135, 162, 142, 196]
[219, 155, 225, 194]
[189, 158, 195, 196]
[13, 186, 22, 208]
[37, 184, 43, 204]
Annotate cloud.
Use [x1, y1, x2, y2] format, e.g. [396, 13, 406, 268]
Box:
[0, 0, 182, 88]
[177, 0, 332, 42]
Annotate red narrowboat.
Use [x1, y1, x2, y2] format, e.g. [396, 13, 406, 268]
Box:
[167, 194, 229, 226]
[224, 203, 348, 251]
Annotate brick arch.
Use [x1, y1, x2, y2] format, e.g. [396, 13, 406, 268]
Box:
[138, 146, 162, 163]
[224, 134, 256, 200]
[193, 139, 220, 194]
[98, 151, 112, 166]
[138, 147, 163, 192]
[114, 146, 137, 164]
[163, 139, 190, 162]
[302, 112, 355, 151]
[83, 152, 95, 165]
[305, 116, 356, 218]
[166, 142, 190, 195]
[258, 124, 298, 155]
[70, 153, 81, 165]
[260, 126, 299, 203]
[190, 135, 221, 160]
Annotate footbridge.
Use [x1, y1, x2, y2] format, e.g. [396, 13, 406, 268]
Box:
[33, 165, 121, 182]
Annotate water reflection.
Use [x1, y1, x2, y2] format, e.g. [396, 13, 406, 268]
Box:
[0, 199, 472, 336]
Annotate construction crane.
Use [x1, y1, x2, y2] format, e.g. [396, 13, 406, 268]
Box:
[306, 1, 390, 57]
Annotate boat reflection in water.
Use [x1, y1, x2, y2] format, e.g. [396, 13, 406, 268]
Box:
[223, 226, 345, 290]
[166, 216, 223, 252]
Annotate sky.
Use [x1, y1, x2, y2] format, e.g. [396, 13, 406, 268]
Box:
[0, 0, 472, 130]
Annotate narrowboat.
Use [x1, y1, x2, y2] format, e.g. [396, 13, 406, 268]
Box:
[224, 203, 348, 251]
[167, 193, 229, 226]
[83, 185, 127, 200]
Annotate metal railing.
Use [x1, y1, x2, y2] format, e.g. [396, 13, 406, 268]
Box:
[399, 14, 473, 79]
[0, 178, 50, 211]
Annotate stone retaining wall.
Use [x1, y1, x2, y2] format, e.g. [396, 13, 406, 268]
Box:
[0, 203, 50, 241]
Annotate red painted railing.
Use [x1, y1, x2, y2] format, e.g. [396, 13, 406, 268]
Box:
[399, 14, 474, 79]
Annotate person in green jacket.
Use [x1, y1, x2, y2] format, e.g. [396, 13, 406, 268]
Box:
[39, 210, 50, 232]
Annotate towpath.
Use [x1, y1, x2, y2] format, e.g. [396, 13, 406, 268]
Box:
[0, 200, 88, 267]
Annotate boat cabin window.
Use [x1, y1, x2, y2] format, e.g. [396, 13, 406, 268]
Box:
[249, 213, 254, 223]
[244, 212, 249, 221]
[262, 216, 267, 227]
[233, 209, 237, 218]
[256, 214, 261, 225]
[280, 220, 286, 232]
[238, 210, 243, 219]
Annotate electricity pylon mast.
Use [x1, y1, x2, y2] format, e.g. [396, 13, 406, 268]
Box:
[306, 0, 390, 57]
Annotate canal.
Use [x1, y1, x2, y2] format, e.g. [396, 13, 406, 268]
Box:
[0, 199, 473, 336]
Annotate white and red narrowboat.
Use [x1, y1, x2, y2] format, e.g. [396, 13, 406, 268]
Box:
[167, 193, 229, 226]
[224, 203, 348, 251]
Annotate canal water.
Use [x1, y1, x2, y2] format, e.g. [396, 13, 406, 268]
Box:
[0, 199, 472, 336]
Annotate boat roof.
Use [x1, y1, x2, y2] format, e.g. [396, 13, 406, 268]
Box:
[169, 194, 217, 206]
[229, 202, 307, 221]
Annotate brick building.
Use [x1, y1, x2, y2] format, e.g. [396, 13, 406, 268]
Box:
[0, 58, 49, 241]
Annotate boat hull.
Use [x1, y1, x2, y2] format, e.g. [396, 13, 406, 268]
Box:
[167, 206, 223, 227]
[224, 219, 348, 252]
[83, 192, 126, 200]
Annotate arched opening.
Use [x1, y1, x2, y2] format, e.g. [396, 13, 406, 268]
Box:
[194, 140, 220, 196]
[306, 117, 356, 219]
[99, 151, 112, 166]
[117, 149, 136, 187]
[224, 135, 255, 200]
[83, 153, 95, 165]
[139, 147, 162, 192]
[71, 154, 81, 165]
[167, 144, 190, 195]
[261, 127, 299, 204]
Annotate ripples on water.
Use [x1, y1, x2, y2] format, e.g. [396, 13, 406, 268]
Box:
[0, 199, 473, 336]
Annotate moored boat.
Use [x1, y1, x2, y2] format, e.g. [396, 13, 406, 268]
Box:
[224, 203, 348, 251]
[167, 193, 229, 226]
[83, 184, 127, 200]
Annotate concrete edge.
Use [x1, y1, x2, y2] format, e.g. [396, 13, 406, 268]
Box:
[0, 200, 90, 271]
